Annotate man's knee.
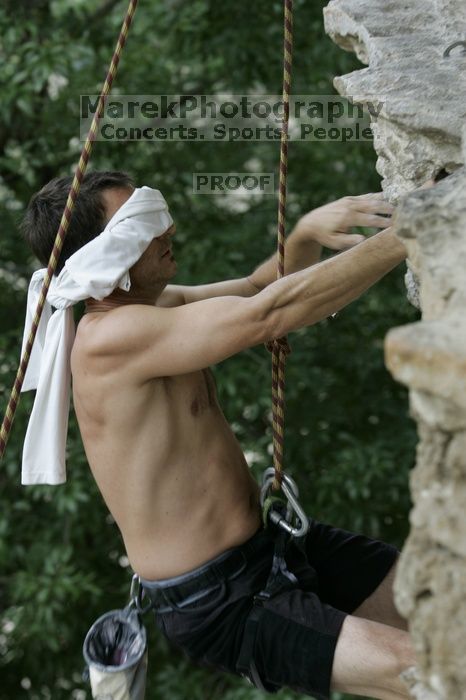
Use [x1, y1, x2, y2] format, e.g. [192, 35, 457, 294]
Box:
[330, 615, 415, 699]
[394, 627, 417, 676]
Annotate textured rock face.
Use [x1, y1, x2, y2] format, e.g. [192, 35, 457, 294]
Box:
[384, 168, 466, 700]
[324, 2, 466, 698]
[324, 0, 466, 201]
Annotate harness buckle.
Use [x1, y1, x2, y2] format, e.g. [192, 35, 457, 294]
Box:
[260, 467, 310, 539]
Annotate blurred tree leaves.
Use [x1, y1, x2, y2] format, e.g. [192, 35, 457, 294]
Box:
[0, 1, 418, 698]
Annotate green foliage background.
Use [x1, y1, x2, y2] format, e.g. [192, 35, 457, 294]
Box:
[0, 1, 419, 698]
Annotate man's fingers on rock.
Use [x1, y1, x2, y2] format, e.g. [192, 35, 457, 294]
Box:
[353, 213, 393, 228]
[356, 200, 394, 215]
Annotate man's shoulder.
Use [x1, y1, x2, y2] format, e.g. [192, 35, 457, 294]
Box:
[75, 305, 161, 355]
[72, 307, 161, 385]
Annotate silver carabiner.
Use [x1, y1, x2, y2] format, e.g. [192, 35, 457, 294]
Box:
[260, 467, 310, 538]
[129, 573, 153, 615]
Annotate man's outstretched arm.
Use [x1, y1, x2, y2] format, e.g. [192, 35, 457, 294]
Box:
[159, 193, 393, 306]
[260, 227, 404, 339]
[99, 225, 406, 379]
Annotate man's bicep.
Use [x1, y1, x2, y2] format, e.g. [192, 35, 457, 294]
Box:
[133, 295, 271, 378]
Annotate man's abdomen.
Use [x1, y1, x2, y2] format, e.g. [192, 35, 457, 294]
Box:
[122, 440, 262, 580]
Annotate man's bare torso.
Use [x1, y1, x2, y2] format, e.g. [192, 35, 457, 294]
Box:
[71, 311, 262, 580]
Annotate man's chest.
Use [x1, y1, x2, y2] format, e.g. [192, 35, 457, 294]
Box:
[164, 368, 218, 418]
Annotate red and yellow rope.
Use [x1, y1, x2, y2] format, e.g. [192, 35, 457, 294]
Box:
[266, 0, 294, 491]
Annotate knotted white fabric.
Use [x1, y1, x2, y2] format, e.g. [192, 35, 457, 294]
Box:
[20, 186, 173, 485]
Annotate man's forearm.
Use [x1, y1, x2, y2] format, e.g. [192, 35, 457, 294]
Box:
[247, 231, 322, 291]
[256, 228, 406, 337]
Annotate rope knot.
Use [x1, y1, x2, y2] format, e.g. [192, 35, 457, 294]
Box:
[265, 336, 292, 356]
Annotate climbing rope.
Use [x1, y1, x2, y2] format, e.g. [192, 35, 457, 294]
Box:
[0, 0, 139, 459]
[265, 0, 293, 492]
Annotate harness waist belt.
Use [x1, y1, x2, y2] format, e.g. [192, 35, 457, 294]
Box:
[140, 527, 273, 611]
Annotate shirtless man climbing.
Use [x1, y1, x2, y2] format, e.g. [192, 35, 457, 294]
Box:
[22, 170, 416, 700]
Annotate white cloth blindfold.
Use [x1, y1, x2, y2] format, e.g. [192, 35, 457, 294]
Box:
[20, 185, 173, 485]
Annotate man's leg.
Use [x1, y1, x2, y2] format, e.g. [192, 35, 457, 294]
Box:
[330, 614, 416, 700]
[352, 559, 408, 631]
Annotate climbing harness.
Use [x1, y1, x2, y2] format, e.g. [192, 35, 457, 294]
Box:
[236, 522, 298, 691]
[236, 471, 310, 690]
[236, 495, 307, 690]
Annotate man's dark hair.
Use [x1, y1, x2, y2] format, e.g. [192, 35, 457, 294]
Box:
[21, 171, 134, 275]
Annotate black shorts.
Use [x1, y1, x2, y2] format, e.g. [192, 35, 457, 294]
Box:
[140, 518, 399, 700]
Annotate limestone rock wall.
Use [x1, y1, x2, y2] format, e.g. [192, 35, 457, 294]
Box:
[324, 2, 466, 698]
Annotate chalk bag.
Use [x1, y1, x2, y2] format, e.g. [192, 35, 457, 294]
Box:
[83, 606, 148, 700]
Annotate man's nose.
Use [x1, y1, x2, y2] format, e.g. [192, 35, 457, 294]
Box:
[159, 230, 171, 243]
[162, 226, 175, 239]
